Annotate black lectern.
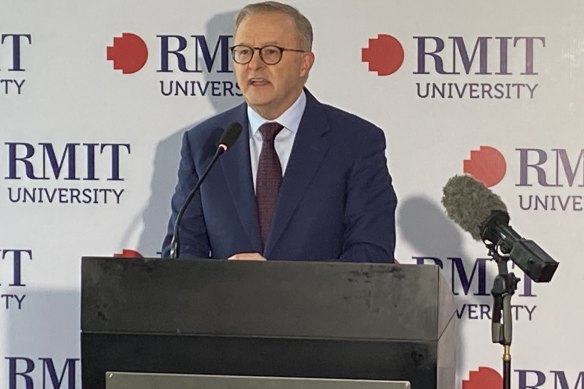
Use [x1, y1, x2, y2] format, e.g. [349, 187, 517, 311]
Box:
[81, 258, 455, 389]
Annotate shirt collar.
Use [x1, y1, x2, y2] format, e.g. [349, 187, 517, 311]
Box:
[247, 90, 307, 137]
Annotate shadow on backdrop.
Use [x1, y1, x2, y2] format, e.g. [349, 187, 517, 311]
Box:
[398, 195, 464, 256]
[129, 10, 242, 256]
[398, 195, 478, 380]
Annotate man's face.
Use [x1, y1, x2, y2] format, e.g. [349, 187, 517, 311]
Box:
[233, 12, 314, 120]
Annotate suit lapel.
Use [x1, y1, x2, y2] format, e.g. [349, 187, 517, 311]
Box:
[265, 92, 331, 255]
[220, 105, 263, 251]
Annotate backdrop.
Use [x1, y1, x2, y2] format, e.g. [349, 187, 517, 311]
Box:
[1, 0, 582, 388]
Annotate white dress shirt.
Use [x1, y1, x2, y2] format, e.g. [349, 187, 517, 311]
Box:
[247, 90, 307, 191]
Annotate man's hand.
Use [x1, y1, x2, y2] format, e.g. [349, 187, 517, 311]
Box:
[228, 252, 266, 261]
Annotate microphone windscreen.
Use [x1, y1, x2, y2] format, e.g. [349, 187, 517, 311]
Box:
[218, 122, 243, 149]
[441, 175, 507, 240]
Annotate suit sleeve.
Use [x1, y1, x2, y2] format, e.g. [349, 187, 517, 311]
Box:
[161, 131, 211, 258]
[340, 127, 397, 262]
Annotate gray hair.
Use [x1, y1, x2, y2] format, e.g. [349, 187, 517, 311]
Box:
[235, 1, 313, 50]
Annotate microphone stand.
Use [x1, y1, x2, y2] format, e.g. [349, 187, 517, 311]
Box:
[169, 146, 225, 259]
[487, 242, 520, 389]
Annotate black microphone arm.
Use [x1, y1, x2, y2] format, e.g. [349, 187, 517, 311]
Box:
[169, 122, 242, 259]
[480, 210, 558, 283]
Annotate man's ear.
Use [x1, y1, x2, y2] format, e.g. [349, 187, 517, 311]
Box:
[300, 51, 315, 77]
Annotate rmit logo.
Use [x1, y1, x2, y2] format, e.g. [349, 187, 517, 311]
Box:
[464, 146, 507, 187]
[361, 34, 404, 76]
[463, 146, 584, 188]
[1, 249, 31, 287]
[6, 357, 78, 389]
[464, 366, 584, 389]
[106, 33, 234, 74]
[414, 36, 545, 75]
[156, 34, 232, 73]
[4, 142, 130, 181]
[413, 256, 534, 297]
[0, 33, 32, 71]
[361, 34, 545, 76]
[107, 33, 148, 74]
[516, 148, 584, 187]
[463, 366, 502, 389]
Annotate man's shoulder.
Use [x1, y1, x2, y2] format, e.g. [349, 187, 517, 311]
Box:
[316, 102, 385, 143]
[325, 104, 378, 129]
[307, 91, 383, 136]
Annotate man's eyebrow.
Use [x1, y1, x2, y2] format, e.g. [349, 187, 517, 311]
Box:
[233, 41, 281, 46]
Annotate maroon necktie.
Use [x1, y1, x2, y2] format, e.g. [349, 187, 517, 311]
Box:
[256, 122, 284, 246]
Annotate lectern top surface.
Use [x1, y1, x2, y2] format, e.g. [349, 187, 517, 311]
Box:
[82, 257, 455, 341]
[105, 372, 411, 389]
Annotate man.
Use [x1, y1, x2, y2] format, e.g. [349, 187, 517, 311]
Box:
[162, 1, 397, 262]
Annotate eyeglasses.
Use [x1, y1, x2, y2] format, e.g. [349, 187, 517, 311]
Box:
[230, 44, 306, 65]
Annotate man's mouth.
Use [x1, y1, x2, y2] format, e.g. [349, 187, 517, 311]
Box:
[249, 78, 270, 86]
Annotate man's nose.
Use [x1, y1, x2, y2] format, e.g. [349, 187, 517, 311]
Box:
[248, 49, 266, 70]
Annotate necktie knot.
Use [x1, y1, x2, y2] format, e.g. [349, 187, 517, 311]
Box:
[259, 122, 284, 143]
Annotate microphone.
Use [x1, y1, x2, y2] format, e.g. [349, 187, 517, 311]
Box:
[217, 122, 243, 151]
[169, 122, 243, 259]
[442, 175, 558, 282]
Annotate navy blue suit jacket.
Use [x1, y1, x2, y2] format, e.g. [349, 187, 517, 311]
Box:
[162, 91, 397, 262]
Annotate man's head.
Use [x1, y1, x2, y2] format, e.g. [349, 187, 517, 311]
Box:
[232, 1, 315, 120]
